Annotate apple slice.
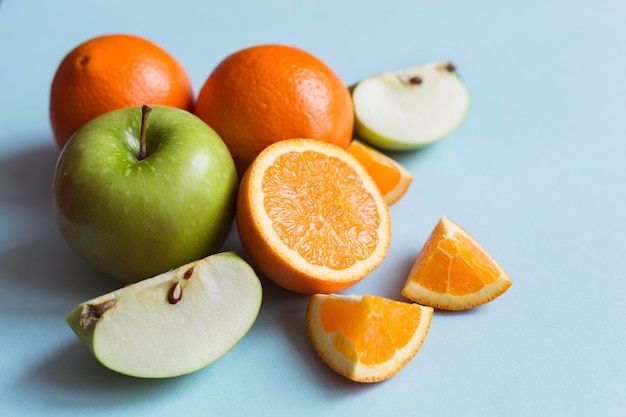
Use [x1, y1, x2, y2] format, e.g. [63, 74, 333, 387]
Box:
[65, 252, 262, 378]
[351, 61, 470, 150]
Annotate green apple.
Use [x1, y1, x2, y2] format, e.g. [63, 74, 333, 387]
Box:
[65, 251, 263, 378]
[53, 105, 238, 282]
[351, 61, 471, 150]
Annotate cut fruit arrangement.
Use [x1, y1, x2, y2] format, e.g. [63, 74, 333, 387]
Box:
[48, 34, 512, 382]
[305, 215, 512, 382]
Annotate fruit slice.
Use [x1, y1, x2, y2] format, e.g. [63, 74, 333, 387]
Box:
[347, 139, 413, 206]
[306, 293, 433, 382]
[401, 216, 513, 310]
[351, 61, 470, 150]
[237, 138, 391, 294]
[65, 252, 262, 378]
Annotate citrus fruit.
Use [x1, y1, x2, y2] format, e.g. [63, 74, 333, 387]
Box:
[401, 216, 513, 310]
[236, 138, 391, 294]
[50, 34, 194, 148]
[347, 139, 413, 206]
[194, 44, 354, 174]
[306, 293, 433, 382]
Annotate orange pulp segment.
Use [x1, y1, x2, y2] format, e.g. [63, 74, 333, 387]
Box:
[236, 139, 391, 294]
[401, 216, 513, 310]
[347, 139, 413, 205]
[306, 293, 433, 382]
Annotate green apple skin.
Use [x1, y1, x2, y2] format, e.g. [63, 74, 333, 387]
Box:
[53, 106, 238, 282]
[351, 61, 471, 151]
[65, 251, 263, 378]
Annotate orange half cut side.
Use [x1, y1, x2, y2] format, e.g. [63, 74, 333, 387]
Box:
[306, 293, 433, 382]
[237, 138, 391, 294]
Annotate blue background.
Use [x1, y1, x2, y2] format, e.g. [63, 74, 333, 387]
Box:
[1, 0, 624, 416]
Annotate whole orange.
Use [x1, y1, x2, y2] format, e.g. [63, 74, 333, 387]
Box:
[50, 34, 194, 148]
[194, 44, 354, 173]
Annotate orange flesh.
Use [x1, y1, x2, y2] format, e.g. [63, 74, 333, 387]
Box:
[347, 142, 401, 195]
[319, 295, 421, 366]
[415, 221, 501, 296]
[262, 150, 381, 270]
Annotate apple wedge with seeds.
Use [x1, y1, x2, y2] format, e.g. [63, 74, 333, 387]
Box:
[65, 251, 263, 378]
[351, 61, 471, 150]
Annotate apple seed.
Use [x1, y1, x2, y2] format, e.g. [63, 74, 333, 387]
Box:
[168, 281, 183, 304]
[183, 266, 195, 280]
[407, 76, 423, 85]
[79, 299, 116, 329]
[399, 75, 423, 85]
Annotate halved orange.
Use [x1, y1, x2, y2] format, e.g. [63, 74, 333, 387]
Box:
[236, 138, 391, 294]
[401, 216, 513, 310]
[306, 293, 433, 382]
[347, 139, 412, 206]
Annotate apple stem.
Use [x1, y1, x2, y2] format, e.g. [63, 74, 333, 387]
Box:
[138, 105, 152, 160]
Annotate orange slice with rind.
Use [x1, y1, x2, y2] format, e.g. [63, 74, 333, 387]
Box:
[401, 216, 513, 310]
[237, 138, 391, 294]
[306, 293, 433, 382]
[347, 139, 413, 206]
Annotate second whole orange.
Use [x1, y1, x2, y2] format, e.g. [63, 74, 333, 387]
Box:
[194, 44, 354, 174]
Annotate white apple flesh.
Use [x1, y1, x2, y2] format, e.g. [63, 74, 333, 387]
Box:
[65, 251, 263, 378]
[352, 61, 471, 150]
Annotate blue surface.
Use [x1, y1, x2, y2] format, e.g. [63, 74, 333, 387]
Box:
[1, 0, 625, 415]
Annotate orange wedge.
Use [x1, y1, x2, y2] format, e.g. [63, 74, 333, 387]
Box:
[306, 293, 433, 382]
[237, 138, 391, 294]
[347, 139, 412, 205]
[401, 216, 513, 310]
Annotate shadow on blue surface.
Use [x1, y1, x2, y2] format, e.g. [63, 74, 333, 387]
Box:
[18, 339, 194, 409]
[0, 141, 58, 210]
[0, 143, 121, 316]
